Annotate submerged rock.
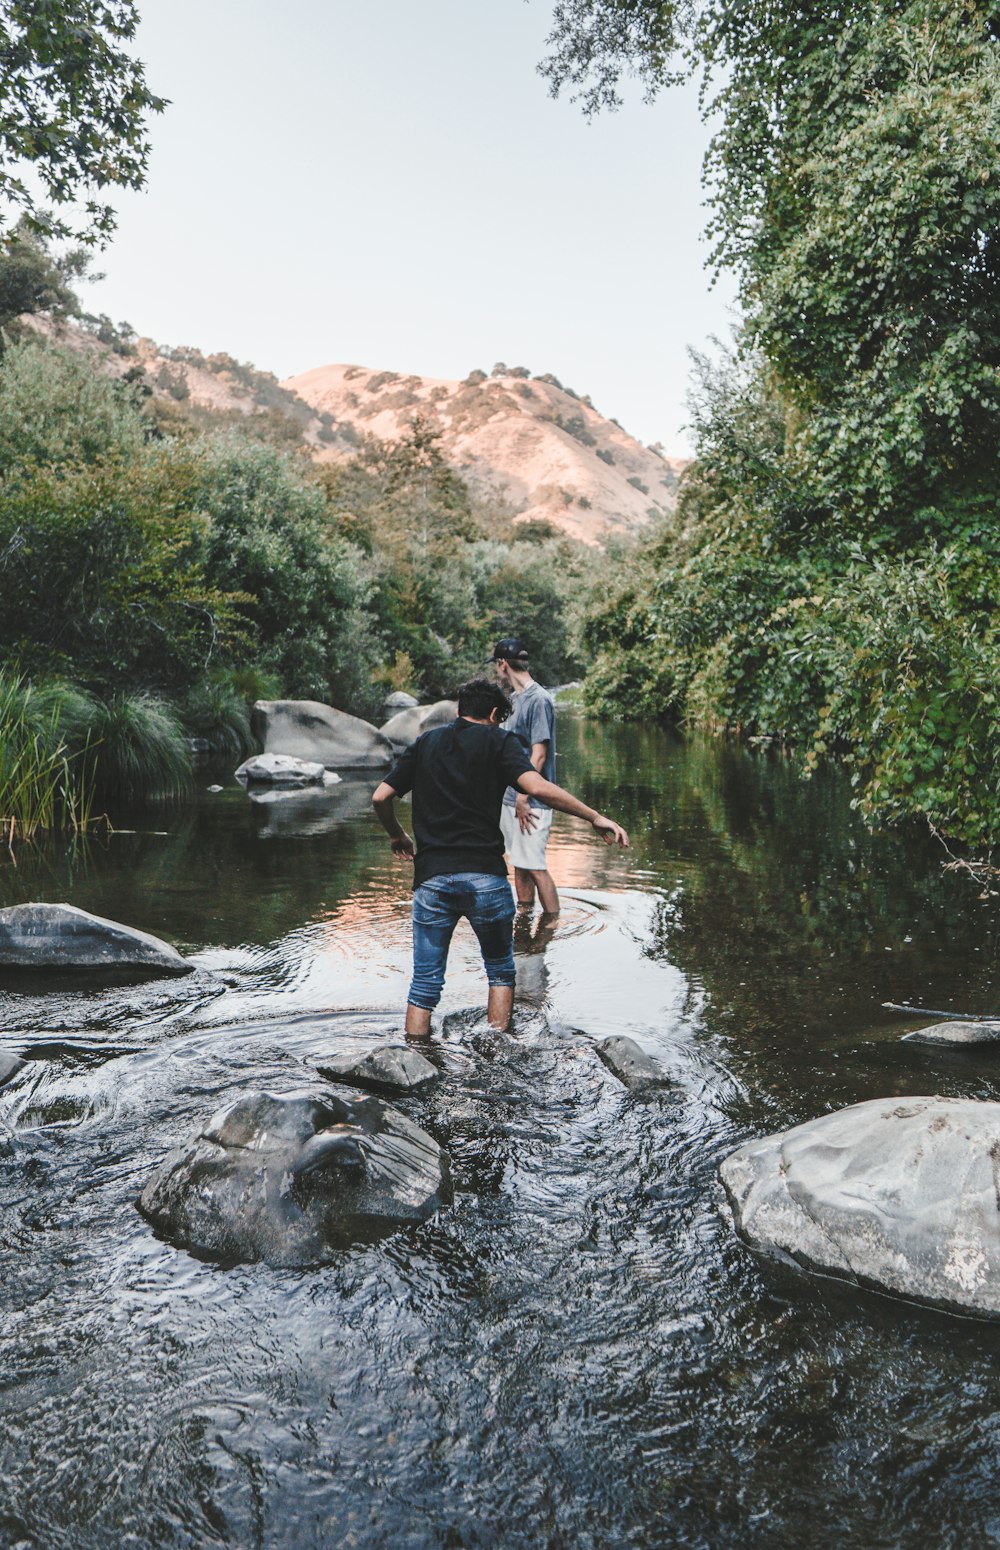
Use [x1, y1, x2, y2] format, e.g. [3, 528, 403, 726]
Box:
[596, 1036, 671, 1092]
[0, 903, 191, 977]
[0, 1052, 24, 1087]
[252, 699, 393, 770]
[903, 1021, 1000, 1047]
[138, 1088, 450, 1264]
[235, 752, 342, 787]
[314, 1043, 439, 1094]
[721, 1096, 1000, 1319]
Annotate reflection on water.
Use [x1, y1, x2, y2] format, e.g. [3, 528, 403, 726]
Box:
[3, 714, 1000, 1547]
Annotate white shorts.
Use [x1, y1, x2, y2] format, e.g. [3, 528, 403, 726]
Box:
[500, 803, 553, 871]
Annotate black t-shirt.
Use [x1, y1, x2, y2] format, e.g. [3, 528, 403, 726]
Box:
[385, 719, 535, 888]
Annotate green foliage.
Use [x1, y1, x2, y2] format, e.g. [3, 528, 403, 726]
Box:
[0, 337, 150, 477]
[177, 671, 256, 761]
[0, 1, 165, 244]
[190, 435, 380, 712]
[0, 451, 242, 690]
[0, 219, 90, 335]
[84, 693, 190, 801]
[550, 0, 1000, 840]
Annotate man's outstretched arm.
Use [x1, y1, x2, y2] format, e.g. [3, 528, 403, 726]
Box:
[372, 782, 415, 859]
[516, 771, 629, 847]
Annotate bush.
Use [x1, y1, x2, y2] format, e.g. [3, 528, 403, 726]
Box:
[85, 694, 191, 802]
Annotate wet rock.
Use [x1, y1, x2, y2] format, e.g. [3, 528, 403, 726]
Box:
[252, 699, 393, 770]
[235, 752, 342, 787]
[0, 903, 191, 977]
[596, 1036, 671, 1092]
[721, 1096, 1000, 1319]
[380, 700, 458, 751]
[903, 1021, 1000, 1047]
[314, 1043, 439, 1094]
[0, 1052, 24, 1087]
[139, 1088, 451, 1265]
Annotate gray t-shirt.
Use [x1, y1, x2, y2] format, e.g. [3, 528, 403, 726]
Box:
[503, 681, 556, 808]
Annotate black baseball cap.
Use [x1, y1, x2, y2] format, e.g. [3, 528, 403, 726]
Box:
[492, 636, 529, 663]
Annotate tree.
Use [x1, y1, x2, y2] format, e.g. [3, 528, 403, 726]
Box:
[0, 0, 165, 244]
[0, 217, 91, 333]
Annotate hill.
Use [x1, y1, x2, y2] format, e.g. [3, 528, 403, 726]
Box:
[284, 363, 685, 545]
[25, 318, 685, 545]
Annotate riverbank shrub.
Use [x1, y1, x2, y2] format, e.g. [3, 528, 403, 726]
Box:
[84, 695, 190, 802]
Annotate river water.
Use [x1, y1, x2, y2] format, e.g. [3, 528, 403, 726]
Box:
[3, 712, 1000, 1549]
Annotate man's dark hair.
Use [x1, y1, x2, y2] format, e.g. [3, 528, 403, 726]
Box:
[457, 678, 511, 723]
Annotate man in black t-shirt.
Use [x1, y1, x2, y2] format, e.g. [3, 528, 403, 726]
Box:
[372, 679, 629, 1037]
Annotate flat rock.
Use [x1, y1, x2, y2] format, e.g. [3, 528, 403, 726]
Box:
[721, 1096, 1000, 1319]
[138, 1087, 450, 1264]
[0, 903, 191, 977]
[380, 700, 458, 750]
[596, 1035, 671, 1091]
[252, 699, 393, 769]
[235, 752, 338, 787]
[314, 1043, 439, 1094]
[0, 1052, 25, 1087]
[903, 1021, 1000, 1047]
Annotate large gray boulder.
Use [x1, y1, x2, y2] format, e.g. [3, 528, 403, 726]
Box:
[252, 699, 393, 770]
[314, 1043, 439, 1095]
[0, 903, 191, 977]
[138, 1088, 450, 1264]
[721, 1096, 1000, 1318]
[380, 699, 458, 751]
[382, 691, 419, 713]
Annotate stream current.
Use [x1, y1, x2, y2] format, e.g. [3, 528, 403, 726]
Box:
[3, 712, 1000, 1548]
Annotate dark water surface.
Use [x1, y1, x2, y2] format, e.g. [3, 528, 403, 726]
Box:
[4, 713, 1000, 1549]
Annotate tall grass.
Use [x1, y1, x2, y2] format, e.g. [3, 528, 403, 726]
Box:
[0, 677, 192, 848]
[0, 673, 97, 842]
[177, 670, 257, 760]
[85, 694, 191, 802]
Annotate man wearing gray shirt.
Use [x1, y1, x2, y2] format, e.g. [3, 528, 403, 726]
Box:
[492, 636, 560, 916]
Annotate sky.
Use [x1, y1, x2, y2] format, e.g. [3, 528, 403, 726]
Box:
[78, 0, 737, 454]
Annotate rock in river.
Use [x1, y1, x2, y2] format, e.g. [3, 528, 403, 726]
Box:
[902, 1021, 1000, 1047]
[596, 1035, 671, 1092]
[234, 752, 341, 787]
[721, 1096, 1000, 1318]
[314, 1043, 439, 1094]
[252, 699, 393, 769]
[0, 903, 191, 977]
[139, 1088, 451, 1264]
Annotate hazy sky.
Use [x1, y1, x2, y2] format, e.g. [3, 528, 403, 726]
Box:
[78, 0, 737, 453]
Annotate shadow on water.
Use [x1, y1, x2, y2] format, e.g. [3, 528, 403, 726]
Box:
[3, 722, 1000, 1547]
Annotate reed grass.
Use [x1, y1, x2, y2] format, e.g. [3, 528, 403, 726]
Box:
[0, 673, 97, 842]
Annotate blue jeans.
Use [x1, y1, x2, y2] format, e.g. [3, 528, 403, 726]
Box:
[408, 872, 516, 1010]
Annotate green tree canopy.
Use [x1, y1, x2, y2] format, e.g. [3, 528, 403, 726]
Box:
[0, 0, 164, 244]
